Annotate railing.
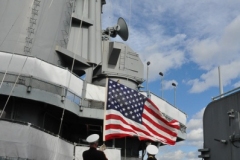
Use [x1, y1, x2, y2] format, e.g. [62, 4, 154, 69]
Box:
[212, 86, 240, 101]
[0, 71, 81, 106]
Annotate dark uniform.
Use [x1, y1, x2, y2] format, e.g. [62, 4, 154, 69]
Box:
[82, 147, 108, 160]
[147, 156, 157, 160]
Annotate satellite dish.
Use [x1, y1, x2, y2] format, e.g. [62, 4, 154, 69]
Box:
[103, 17, 129, 41]
[117, 17, 129, 41]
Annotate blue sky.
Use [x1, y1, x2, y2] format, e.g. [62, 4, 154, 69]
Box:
[102, 1, 240, 159]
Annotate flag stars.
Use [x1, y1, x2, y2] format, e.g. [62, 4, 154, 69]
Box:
[107, 80, 146, 124]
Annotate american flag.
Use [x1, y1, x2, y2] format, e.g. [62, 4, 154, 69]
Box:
[104, 79, 180, 145]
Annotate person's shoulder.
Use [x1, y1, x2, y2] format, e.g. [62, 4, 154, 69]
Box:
[147, 158, 157, 160]
[96, 150, 105, 154]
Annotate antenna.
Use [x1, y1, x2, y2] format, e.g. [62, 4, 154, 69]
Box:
[103, 17, 129, 41]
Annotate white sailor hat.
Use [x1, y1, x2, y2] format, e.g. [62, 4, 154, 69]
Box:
[146, 145, 158, 155]
[86, 134, 99, 143]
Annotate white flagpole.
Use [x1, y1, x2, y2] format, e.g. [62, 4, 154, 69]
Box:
[103, 77, 109, 142]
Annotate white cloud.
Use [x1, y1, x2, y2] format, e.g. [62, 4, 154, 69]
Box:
[163, 80, 178, 90]
[157, 150, 199, 160]
[188, 61, 240, 93]
[188, 15, 240, 70]
[186, 15, 240, 93]
[158, 150, 186, 160]
[187, 128, 203, 142]
[233, 81, 240, 88]
[143, 50, 186, 82]
[186, 108, 204, 146]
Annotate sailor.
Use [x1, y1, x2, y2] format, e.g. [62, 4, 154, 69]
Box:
[146, 144, 158, 160]
[82, 134, 108, 160]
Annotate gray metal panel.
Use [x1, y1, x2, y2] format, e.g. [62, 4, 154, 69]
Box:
[0, 0, 104, 70]
[101, 41, 144, 82]
[202, 92, 240, 160]
[0, 0, 71, 65]
[88, 0, 96, 63]
[0, 82, 80, 116]
[95, 0, 102, 65]
[0, 0, 31, 54]
[30, 0, 69, 65]
[67, 0, 102, 65]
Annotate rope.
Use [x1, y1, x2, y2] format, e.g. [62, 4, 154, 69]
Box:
[57, 0, 81, 136]
[49, 0, 55, 8]
[0, 56, 29, 118]
[0, 3, 27, 89]
[0, 0, 37, 117]
[53, 0, 86, 159]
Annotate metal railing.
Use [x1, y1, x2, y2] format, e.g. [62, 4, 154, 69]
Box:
[212, 86, 240, 101]
[0, 71, 81, 106]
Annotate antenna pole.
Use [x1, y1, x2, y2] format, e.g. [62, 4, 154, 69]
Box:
[218, 66, 223, 97]
[147, 61, 150, 97]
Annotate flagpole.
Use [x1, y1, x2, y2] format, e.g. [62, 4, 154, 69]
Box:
[125, 137, 126, 160]
[103, 77, 109, 142]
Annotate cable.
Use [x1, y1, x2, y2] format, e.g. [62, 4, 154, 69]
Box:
[0, 4, 27, 89]
[0, 1, 34, 89]
[0, 57, 29, 118]
[53, 0, 86, 159]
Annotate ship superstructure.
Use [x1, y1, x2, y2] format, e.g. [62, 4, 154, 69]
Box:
[199, 89, 240, 160]
[0, 0, 187, 159]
